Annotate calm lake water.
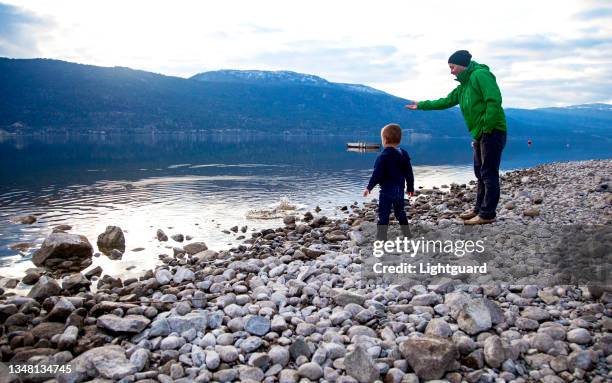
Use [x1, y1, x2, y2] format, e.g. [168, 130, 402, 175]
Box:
[0, 133, 610, 284]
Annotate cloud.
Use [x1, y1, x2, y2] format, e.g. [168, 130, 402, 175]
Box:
[249, 43, 416, 84]
[477, 30, 612, 107]
[574, 6, 612, 20]
[397, 33, 425, 39]
[206, 23, 282, 40]
[502, 66, 612, 108]
[208, 31, 230, 40]
[0, 3, 50, 57]
[487, 34, 612, 61]
[243, 24, 283, 34]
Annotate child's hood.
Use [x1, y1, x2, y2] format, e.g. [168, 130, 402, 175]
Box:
[383, 146, 410, 161]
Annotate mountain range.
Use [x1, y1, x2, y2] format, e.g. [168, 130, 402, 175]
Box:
[0, 57, 610, 138]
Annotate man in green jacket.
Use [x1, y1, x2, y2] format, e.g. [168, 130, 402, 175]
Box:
[406, 50, 507, 224]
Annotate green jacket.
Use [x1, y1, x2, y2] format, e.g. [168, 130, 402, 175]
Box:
[417, 61, 507, 140]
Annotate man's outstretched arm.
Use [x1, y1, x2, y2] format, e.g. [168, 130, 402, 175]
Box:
[405, 86, 461, 110]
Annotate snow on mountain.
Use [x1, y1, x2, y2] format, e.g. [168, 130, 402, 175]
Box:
[335, 83, 388, 95]
[191, 70, 330, 86]
[191, 70, 389, 95]
[538, 103, 612, 111]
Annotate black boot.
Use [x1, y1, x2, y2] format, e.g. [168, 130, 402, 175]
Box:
[401, 225, 411, 238]
[376, 225, 388, 241]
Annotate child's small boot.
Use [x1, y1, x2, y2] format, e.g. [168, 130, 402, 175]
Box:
[376, 225, 388, 241]
[401, 225, 411, 238]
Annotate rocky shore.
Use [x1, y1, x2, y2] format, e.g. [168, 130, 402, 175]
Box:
[0, 159, 610, 383]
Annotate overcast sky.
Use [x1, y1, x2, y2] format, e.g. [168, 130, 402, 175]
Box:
[1, 0, 611, 108]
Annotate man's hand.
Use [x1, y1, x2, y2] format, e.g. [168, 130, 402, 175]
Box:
[363, 188, 370, 197]
[406, 191, 414, 197]
[404, 101, 419, 110]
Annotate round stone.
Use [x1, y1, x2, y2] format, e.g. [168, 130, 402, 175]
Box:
[532, 333, 554, 353]
[240, 336, 263, 353]
[205, 350, 220, 370]
[269, 345, 290, 367]
[297, 362, 323, 380]
[567, 328, 592, 345]
[175, 301, 191, 316]
[425, 318, 453, 338]
[216, 345, 239, 363]
[245, 316, 271, 336]
[160, 336, 184, 350]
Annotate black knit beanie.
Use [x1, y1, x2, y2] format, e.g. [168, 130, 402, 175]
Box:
[448, 50, 472, 67]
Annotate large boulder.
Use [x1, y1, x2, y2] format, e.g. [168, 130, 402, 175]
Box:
[400, 336, 458, 380]
[96, 226, 125, 253]
[57, 345, 136, 383]
[32, 232, 93, 274]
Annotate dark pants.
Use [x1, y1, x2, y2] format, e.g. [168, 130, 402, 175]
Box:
[473, 129, 506, 219]
[377, 186, 409, 240]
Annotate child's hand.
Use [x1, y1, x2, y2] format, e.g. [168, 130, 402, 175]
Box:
[363, 188, 370, 197]
[406, 191, 414, 197]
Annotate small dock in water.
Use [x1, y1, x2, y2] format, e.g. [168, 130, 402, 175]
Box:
[346, 142, 381, 150]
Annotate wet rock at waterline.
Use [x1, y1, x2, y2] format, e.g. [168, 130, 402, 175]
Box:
[32, 232, 93, 274]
